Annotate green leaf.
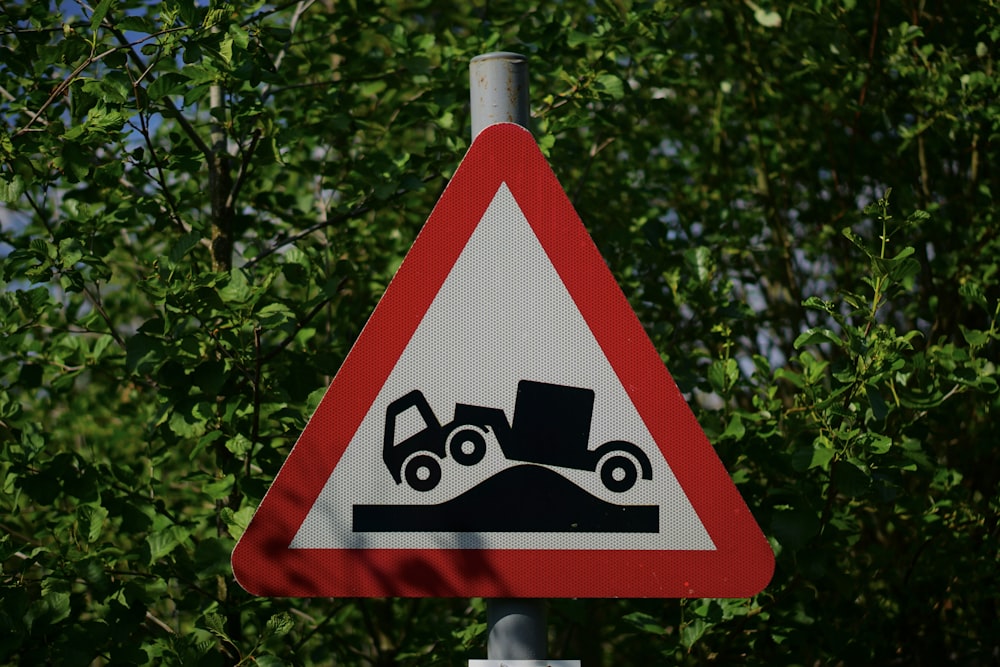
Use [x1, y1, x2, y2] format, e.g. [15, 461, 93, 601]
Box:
[802, 295, 834, 313]
[225, 434, 252, 456]
[146, 72, 191, 100]
[358, 79, 388, 97]
[219, 268, 253, 304]
[906, 209, 930, 226]
[168, 403, 209, 438]
[720, 413, 746, 440]
[680, 617, 708, 648]
[791, 436, 836, 471]
[220, 505, 255, 540]
[833, 459, 871, 497]
[960, 325, 990, 348]
[799, 350, 830, 385]
[707, 358, 736, 394]
[58, 238, 84, 268]
[16, 287, 52, 319]
[203, 612, 231, 642]
[256, 302, 295, 327]
[865, 384, 888, 422]
[862, 433, 892, 455]
[958, 282, 990, 311]
[125, 333, 165, 375]
[90, 0, 114, 30]
[146, 525, 190, 564]
[0, 173, 25, 202]
[794, 327, 843, 349]
[76, 503, 109, 543]
[218, 35, 234, 64]
[263, 612, 294, 640]
[253, 657, 290, 667]
[873, 246, 920, 283]
[842, 226, 873, 257]
[27, 590, 71, 630]
[684, 246, 714, 282]
[192, 360, 226, 394]
[74, 557, 112, 597]
[193, 536, 233, 577]
[622, 611, 667, 635]
[774, 366, 804, 389]
[168, 231, 202, 266]
[595, 73, 625, 100]
[200, 473, 235, 501]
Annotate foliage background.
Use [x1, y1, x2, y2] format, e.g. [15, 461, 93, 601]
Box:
[2, 0, 998, 664]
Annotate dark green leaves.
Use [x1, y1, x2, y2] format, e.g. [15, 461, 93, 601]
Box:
[707, 357, 739, 394]
[76, 503, 109, 544]
[771, 502, 820, 551]
[0, 173, 25, 203]
[146, 525, 191, 565]
[794, 327, 844, 349]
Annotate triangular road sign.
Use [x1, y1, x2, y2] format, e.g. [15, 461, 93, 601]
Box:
[232, 123, 774, 598]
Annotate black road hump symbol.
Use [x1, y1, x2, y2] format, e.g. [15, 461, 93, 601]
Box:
[353, 465, 659, 532]
[355, 380, 658, 533]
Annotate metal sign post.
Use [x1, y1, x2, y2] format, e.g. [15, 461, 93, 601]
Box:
[467, 52, 580, 667]
[470, 52, 530, 137]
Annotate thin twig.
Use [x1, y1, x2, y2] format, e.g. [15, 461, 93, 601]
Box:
[145, 611, 177, 635]
[263, 283, 346, 363]
[242, 201, 374, 268]
[227, 128, 262, 210]
[13, 45, 119, 137]
[248, 326, 262, 478]
[106, 24, 213, 158]
[259, 0, 318, 102]
[293, 605, 340, 652]
[240, 0, 305, 27]
[848, 0, 882, 189]
[571, 136, 615, 205]
[81, 283, 126, 349]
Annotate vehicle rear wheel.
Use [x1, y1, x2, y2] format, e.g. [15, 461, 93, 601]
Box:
[600, 454, 639, 492]
[404, 454, 441, 491]
[448, 428, 487, 466]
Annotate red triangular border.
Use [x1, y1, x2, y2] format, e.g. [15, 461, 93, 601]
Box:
[232, 123, 774, 598]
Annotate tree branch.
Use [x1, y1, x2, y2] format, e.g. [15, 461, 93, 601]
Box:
[209, 81, 235, 272]
[12, 45, 118, 137]
[227, 128, 261, 211]
[106, 24, 213, 159]
[242, 200, 374, 269]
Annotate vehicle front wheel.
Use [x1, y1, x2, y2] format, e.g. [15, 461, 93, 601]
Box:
[404, 454, 442, 491]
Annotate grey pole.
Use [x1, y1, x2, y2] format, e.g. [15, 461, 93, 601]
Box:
[470, 52, 530, 138]
[469, 51, 548, 663]
[486, 598, 548, 660]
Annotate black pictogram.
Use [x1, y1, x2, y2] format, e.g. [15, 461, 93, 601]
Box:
[353, 380, 658, 533]
[353, 465, 658, 532]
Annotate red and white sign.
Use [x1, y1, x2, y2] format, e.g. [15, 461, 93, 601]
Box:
[231, 123, 774, 598]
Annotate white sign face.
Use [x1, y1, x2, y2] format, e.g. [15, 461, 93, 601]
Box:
[291, 184, 714, 552]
